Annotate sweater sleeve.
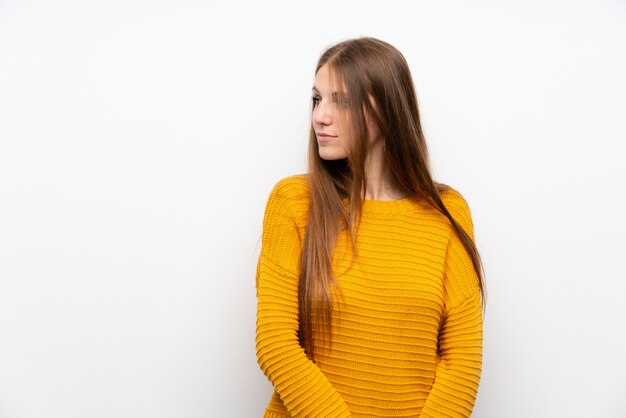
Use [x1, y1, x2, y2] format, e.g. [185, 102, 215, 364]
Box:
[420, 191, 483, 417]
[255, 177, 352, 418]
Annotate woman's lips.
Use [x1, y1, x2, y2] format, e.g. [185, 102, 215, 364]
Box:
[317, 133, 337, 142]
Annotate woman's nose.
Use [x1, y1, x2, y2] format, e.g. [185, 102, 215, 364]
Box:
[313, 101, 332, 126]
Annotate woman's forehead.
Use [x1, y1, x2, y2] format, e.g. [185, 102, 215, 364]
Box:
[314, 65, 348, 93]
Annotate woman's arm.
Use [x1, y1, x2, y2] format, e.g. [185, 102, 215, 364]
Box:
[420, 191, 484, 417]
[255, 177, 352, 418]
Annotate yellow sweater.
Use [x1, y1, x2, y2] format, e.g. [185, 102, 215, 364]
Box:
[256, 175, 483, 417]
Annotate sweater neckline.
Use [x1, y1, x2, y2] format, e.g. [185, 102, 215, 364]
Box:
[363, 196, 415, 212]
[340, 195, 417, 214]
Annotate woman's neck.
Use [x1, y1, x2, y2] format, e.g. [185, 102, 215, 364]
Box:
[362, 140, 405, 201]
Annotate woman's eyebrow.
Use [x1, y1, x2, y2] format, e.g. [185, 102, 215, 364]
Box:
[312, 86, 348, 95]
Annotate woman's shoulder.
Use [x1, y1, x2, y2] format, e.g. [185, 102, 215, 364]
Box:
[268, 174, 310, 203]
[270, 173, 309, 194]
[437, 183, 474, 238]
[438, 184, 469, 210]
[264, 174, 310, 223]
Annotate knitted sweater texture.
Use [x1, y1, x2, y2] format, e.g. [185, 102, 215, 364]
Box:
[255, 175, 483, 417]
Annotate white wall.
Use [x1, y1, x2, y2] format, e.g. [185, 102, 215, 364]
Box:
[1, 0, 625, 417]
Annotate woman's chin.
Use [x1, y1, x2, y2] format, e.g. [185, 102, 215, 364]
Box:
[318, 149, 347, 161]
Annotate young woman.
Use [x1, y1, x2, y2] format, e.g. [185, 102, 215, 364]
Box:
[255, 37, 485, 417]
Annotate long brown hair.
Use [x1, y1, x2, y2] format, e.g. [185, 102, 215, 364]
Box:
[299, 37, 486, 362]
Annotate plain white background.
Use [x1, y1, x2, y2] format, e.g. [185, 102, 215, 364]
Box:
[1, 0, 625, 417]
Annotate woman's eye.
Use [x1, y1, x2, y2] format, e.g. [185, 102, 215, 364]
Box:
[312, 96, 321, 107]
[330, 92, 350, 107]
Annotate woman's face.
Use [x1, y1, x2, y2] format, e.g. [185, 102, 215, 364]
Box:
[311, 64, 350, 160]
[311, 64, 381, 161]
